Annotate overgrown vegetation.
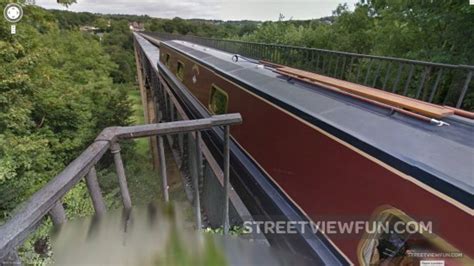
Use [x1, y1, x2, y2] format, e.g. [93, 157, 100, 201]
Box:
[0, 0, 131, 219]
[242, 1, 473, 65]
[204, 226, 247, 237]
[0, 1, 141, 263]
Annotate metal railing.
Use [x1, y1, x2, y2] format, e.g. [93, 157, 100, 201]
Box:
[136, 30, 259, 234]
[147, 32, 474, 111]
[0, 113, 242, 263]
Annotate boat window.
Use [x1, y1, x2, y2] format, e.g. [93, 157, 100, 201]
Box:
[177, 61, 185, 81]
[358, 207, 468, 265]
[209, 85, 228, 114]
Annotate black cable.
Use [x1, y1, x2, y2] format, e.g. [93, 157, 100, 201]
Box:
[231, 54, 259, 64]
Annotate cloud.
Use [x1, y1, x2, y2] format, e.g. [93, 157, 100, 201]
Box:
[34, 0, 359, 21]
[35, 0, 223, 19]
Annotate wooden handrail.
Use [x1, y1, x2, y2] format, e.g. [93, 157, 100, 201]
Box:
[0, 114, 242, 261]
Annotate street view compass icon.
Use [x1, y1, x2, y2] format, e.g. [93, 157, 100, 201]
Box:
[4, 3, 23, 23]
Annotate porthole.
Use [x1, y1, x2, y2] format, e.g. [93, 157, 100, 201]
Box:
[209, 85, 228, 115]
[358, 207, 470, 265]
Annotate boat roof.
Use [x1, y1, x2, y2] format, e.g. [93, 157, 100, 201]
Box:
[162, 39, 474, 207]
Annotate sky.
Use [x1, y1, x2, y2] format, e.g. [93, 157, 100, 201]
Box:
[34, 0, 359, 21]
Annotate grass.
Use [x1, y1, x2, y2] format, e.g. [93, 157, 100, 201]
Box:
[125, 87, 194, 218]
[128, 89, 149, 156]
[125, 88, 161, 206]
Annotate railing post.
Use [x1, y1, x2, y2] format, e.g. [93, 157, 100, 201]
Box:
[340, 56, 347, 79]
[164, 90, 169, 121]
[85, 166, 106, 215]
[416, 66, 431, 99]
[178, 132, 184, 156]
[158, 135, 169, 202]
[49, 201, 66, 226]
[355, 57, 363, 82]
[392, 63, 404, 93]
[456, 69, 472, 108]
[222, 126, 230, 234]
[364, 59, 373, 85]
[347, 56, 355, 80]
[193, 131, 202, 229]
[371, 60, 383, 87]
[333, 55, 340, 77]
[429, 68, 443, 103]
[111, 143, 132, 210]
[403, 64, 415, 95]
[382, 63, 392, 90]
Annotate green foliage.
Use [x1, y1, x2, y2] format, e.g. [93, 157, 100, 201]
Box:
[17, 220, 53, 265]
[145, 17, 260, 39]
[102, 21, 136, 84]
[204, 226, 247, 237]
[51, 10, 97, 30]
[56, 0, 77, 7]
[0, 3, 140, 263]
[0, 2, 132, 219]
[238, 0, 474, 65]
[367, 0, 474, 64]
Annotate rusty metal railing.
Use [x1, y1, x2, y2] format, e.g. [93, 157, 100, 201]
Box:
[0, 113, 242, 263]
[147, 32, 474, 111]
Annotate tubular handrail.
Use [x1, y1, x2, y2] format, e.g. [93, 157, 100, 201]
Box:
[147, 32, 473, 110]
[0, 114, 242, 261]
[148, 32, 473, 68]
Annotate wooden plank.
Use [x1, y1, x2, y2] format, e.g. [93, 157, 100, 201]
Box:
[115, 114, 243, 139]
[276, 67, 454, 119]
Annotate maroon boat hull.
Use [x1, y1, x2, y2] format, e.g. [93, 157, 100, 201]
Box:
[160, 43, 473, 263]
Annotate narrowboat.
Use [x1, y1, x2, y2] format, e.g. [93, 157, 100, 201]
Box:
[149, 36, 473, 265]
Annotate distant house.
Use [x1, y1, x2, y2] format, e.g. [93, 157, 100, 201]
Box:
[79, 26, 100, 32]
[318, 16, 335, 25]
[129, 22, 145, 32]
[79, 26, 104, 41]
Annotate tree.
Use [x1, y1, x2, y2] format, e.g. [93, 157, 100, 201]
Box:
[56, 0, 77, 7]
[0, 3, 131, 218]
